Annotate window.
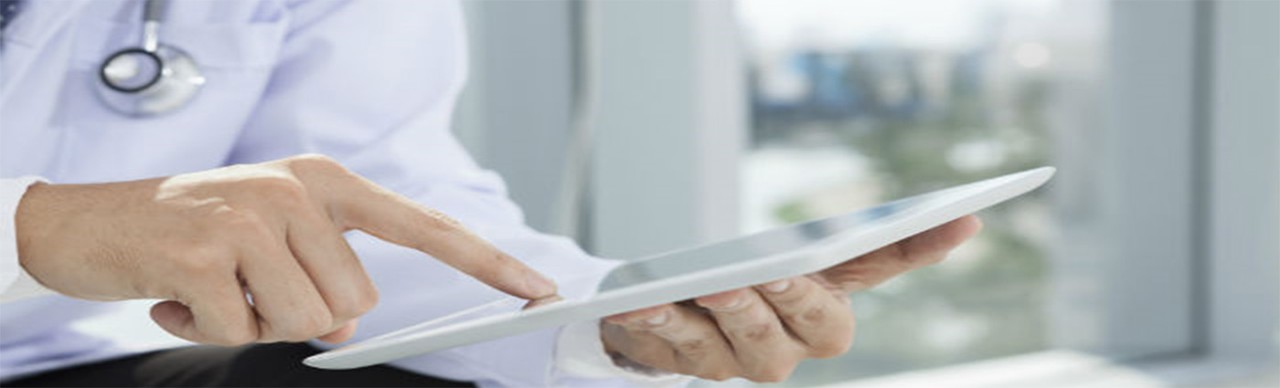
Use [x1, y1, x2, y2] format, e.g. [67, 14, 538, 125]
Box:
[463, 1, 1277, 385]
[736, 0, 1107, 383]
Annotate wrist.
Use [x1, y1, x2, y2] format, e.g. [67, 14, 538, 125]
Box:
[15, 182, 58, 286]
[13, 182, 93, 296]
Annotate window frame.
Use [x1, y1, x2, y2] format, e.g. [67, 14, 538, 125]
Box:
[582, 0, 746, 258]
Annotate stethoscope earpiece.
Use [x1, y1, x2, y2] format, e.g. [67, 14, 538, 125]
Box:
[95, 0, 205, 117]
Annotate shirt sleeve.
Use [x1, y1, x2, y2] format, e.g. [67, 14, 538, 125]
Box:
[227, 1, 683, 386]
[0, 177, 56, 303]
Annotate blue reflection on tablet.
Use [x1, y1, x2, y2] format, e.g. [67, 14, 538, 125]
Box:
[597, 190, 950, 292]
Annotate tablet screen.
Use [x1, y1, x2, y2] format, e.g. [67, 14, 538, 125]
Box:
[597, 182, 975, 292]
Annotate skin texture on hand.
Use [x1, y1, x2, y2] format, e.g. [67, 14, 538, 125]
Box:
[602, 216, 983, 382]
[14, 154, 559, 346]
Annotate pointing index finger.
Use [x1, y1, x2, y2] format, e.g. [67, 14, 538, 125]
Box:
[331, 177, 559, 300]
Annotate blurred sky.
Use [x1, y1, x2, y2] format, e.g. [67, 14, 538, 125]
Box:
[737, 0, 1058, 51]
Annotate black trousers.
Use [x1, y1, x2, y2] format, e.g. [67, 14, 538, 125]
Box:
[5, 343, 473, 387]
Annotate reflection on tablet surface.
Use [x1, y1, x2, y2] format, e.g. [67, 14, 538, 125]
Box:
[597, 183, 974, 292]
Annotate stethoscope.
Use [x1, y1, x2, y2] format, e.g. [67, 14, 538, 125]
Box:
[96, 0, 204, 116]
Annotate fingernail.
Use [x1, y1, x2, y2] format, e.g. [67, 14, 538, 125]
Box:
[604, 314, 628, 325]
[644, 311, 669, 326]
[525, 271, 558, 297]
[523, 295, 563, 310]
[763, 279, 792, 293]
[703, 295, 744, 311]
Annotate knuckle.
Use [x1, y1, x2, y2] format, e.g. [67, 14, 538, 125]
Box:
[797, 304, 829, 326]
[286, 154, 348, 177]
[672, 339, 711, 358]
[889, 241, 913, 262]
[250, 176, 309, 205]
[330, 286, 378, 321]
[738, 323, 778, 342]
[820, 265, 878, 291]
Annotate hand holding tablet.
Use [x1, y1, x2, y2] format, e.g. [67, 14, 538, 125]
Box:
[601, 215, 983, 381]
[306, 167, 1056, 376]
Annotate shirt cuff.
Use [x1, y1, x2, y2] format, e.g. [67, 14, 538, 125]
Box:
[1, 177, 56, 303]
[554, 319, 691, 386]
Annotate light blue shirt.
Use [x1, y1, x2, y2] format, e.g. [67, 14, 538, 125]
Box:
[0, 1, 659, 386]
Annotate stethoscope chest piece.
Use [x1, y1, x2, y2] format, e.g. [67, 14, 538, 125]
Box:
[95, 0, 205, 117]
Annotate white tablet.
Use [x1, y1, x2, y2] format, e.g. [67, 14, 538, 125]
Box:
[306, 167, 1055, 370]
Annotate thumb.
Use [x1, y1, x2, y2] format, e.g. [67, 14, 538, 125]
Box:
[149, 281, 260, 346]
[150, 300, 204, 342]
[151, 299, 261, 346]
